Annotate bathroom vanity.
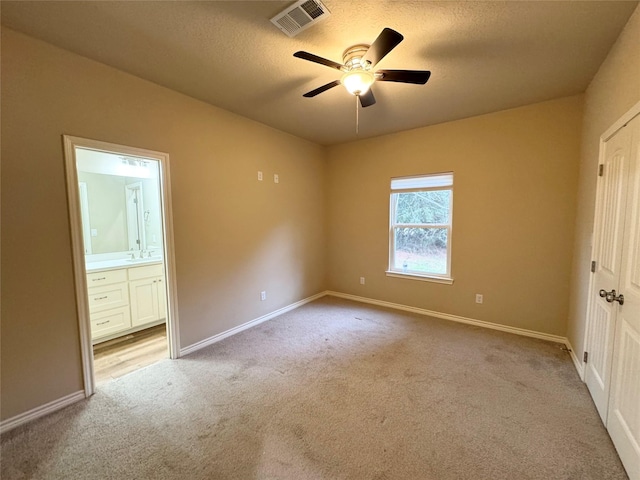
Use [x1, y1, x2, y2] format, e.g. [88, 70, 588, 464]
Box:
[86, 258, 166, 344]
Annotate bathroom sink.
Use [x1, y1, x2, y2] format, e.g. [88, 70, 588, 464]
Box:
[126, 257, 158, 263]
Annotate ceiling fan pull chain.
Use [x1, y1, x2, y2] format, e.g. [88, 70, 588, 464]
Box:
[356, 95, 359, 136]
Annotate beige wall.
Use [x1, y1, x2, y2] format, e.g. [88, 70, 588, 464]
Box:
[0, 28, 327, 420]
[567, 5, 640, 357]
[326, 95, 583, 336]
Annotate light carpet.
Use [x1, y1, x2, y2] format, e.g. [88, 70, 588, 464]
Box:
[0, 297, 628, 479]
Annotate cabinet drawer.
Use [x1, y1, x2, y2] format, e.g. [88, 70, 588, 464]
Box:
[87, 269, 127, 287]
[88, 282, 129, 313]
[128, 263, 164, 281]
[91, 306, 131, 340]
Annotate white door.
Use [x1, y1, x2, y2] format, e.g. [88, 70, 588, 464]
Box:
[585, 112, 640, 480]
[585, 119, 633, 422]
[606, 114, 640, 480]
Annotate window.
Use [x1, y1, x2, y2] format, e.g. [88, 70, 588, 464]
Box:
[388, 173, 453, 283]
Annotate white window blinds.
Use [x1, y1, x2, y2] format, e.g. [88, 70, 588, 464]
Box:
[391, 173, 453, 191]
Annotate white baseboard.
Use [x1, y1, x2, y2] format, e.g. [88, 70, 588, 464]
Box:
[326, 291, 568, 344]
[0, 390, 85, 434]
[565, 338, 585, 381]
[180, 291, 328, 357]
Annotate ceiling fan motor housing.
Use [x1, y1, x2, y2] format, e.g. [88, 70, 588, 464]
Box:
[340, 44, 374, 95]
[342, 44, 372, 70]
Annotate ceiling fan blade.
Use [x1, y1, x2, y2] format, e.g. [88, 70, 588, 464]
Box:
[294, 51, 344, 71]
[359, 89, 376, 108]
[303, 80, 341, 98]
[362, 28, 404, 67]
[377, 70, 431, 85]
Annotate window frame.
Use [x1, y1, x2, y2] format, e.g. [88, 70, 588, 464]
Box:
[387, 173, 454, 284]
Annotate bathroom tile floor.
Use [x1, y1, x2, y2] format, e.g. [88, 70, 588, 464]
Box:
[93, 325, 167, 385]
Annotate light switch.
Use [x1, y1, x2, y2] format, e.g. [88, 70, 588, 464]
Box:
[258, 171, 263, 181]
[91, 229, 98, 237]
[274, 174, 279, 183]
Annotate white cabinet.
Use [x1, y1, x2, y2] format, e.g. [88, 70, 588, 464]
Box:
[91, 306, 132, 338]
[130, 276, 166, 326]
[129, 263, 166, 327]
[87, 282, 129, 313]
[87, 268, 131, 343]
[87, 269, 127, 289]
[87, 262, 165, 343]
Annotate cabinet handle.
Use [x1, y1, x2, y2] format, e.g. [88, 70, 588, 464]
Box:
[96, 320, 110, 326]
[92, 277, 106, 281]
[94, 296, 108, 301]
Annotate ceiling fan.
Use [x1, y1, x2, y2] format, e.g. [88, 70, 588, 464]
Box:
[294, 28, 431, 108]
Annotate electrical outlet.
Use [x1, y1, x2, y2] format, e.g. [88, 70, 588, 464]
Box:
[274, 174, 279, 183]
[360, 277, 365, 285]
[260, 291, 266, 301]
[258, 171, 263, 181]
[475, 294, 483, 304]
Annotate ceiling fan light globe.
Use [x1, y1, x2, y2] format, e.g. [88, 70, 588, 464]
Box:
[341, 70, 374, 96]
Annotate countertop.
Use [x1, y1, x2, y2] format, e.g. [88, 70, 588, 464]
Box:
[86, 257, 163, 272]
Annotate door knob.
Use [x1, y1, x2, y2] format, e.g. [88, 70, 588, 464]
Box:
[599, 289, 625, 305]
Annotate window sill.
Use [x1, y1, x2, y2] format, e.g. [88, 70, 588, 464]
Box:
[385, 271, 454, 285]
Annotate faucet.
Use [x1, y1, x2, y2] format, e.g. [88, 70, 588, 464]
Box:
[139, 250, 146, 259]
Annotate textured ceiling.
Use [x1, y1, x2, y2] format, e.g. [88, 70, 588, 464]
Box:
[1, 1, 637, 145]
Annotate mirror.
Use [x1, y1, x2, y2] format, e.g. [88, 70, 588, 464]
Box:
[76, 148, 163, 256]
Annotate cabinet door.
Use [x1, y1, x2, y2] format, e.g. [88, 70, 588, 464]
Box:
[156, 276, 167, 320]
[129, 278, 159, 326]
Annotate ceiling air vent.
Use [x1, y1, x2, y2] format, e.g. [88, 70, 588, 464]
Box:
[270, 0, 331, 37]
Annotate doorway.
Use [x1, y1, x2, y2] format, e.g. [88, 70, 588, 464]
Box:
[63, 136, 180, 396]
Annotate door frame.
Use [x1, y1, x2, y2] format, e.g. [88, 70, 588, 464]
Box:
[63, 135, 181, 397]
[582, 100, 640, 393]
